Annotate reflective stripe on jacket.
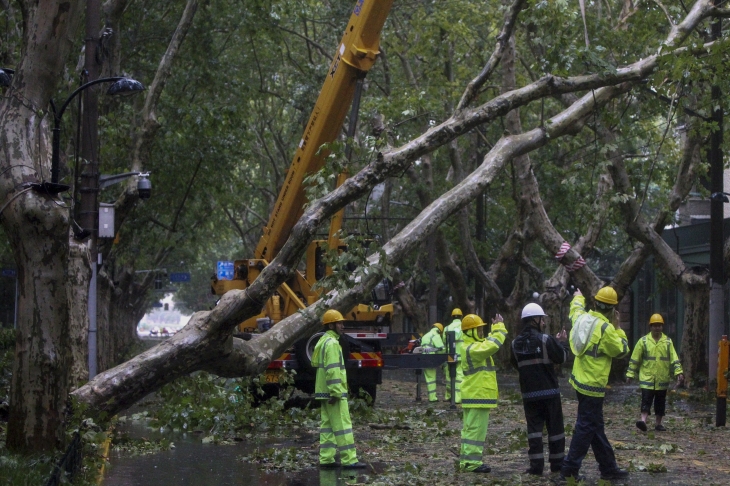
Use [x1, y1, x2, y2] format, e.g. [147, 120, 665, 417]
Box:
[312, 330, 348, 400]
[460, 322, 507, 409]
[510, 326, 567, 402]
[626, 333, 682, 390]
[421, 327, 445, 354]
[568, 295, 629, 397]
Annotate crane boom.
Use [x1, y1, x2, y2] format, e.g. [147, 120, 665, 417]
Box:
[211, 1, 398, 401]
[255, 0, 394, 261]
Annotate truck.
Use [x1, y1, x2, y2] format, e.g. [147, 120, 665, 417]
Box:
[211, 0, 398, 402]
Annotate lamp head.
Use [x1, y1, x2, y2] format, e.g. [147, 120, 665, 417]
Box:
[137, 172, 151, 200]
[106, 77, 145, 96]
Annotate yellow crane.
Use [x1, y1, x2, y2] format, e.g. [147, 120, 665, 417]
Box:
[211, 0, 396, 400]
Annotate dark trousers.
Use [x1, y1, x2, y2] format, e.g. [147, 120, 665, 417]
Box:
[524, 396, 565, 472]
[561, 391, 618, 476]
[640, 389, 667, 416]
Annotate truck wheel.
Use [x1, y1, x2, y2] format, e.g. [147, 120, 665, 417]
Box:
[295, 332, 324, 373]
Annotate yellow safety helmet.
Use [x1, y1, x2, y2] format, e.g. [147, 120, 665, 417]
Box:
[461, 314, 486, 331]
[451, 308, 463, 318]
[433, 323, 444, 333]
[322, 309, 345, 326]
[594, 286, 618, 305]
[649, 313, 664, 325]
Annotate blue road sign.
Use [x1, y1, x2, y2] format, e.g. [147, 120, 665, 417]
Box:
[1, 268, 17, 278]
[169, 272, 191, 283]
[152, 301, 164, 307]
[216, 261, 234, 281]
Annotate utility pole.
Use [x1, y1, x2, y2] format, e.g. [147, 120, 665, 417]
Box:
[80, 0, 102, 379]
[708, 4, 726, 426]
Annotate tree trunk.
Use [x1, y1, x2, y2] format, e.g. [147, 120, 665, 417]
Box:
[67, 238, 91, 387]
[0, 0, 85, 453]
[680, 284, 709, 385]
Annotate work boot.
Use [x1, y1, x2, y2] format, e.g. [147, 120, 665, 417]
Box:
[600, 468, 630, 480]
[319, 462, 340, 468]
[342, 462, 367, 469]
[471, 464, 491, 473]
[635, 420, 647, 431]
[524, 467, 542, 475]
[559, 472, 585, 483]
[654, 424, 666, 431]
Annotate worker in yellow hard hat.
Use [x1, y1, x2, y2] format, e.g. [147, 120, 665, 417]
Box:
[443, 308, 464, 403]
[312, 310, 366, 469]
[420, 323, 445, 402]
[626, 313, 684, 432]
[560, 287, 629, 482]
[458, 313, 507, 473]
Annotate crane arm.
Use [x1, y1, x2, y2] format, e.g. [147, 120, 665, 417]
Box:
[254, 0, 395, 261]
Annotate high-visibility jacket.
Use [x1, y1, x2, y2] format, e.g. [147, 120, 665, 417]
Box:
[568, 295, 629, 398]
[445, 318, 463, 360]
[626, 332, 683, 390]
[460, 322, 508, 408]
[421, 327, 444, 354]
[312, 330, 348, 400]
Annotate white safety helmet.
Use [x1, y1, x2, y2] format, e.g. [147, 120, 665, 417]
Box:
[521, 303, 547, 319]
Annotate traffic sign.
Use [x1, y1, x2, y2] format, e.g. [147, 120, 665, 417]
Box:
[152, 301, 164, 308]
[169, 272, 191, 283]
[1, 268, 16, 278]
[217, 261, 234, 280]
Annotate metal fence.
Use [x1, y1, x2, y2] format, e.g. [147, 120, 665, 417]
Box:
[44, 431, 83, 486]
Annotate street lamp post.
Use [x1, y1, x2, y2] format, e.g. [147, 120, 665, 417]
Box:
[46, 76, 144, 379]
[49, 77, 145, 187]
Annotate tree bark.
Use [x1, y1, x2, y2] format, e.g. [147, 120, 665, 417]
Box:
[1, 0, 86, 453]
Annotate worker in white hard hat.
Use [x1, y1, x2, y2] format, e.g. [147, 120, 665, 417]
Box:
[510, 302, 568, 476]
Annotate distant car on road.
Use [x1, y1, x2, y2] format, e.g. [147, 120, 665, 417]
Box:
[149, 327, 160, 336]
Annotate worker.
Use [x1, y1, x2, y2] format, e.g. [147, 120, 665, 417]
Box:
[560, 287, 629, 482]
[312, 309, 366, 469]
[626, 313, 684, 432]
[444, 308, 464, 403]
[510, 303, 568, 476]
[459, 313, 507, 473]
[420, 322, 445, 402]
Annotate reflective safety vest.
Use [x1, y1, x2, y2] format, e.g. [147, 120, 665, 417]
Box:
[626, 333, 682, 390]
[421, 327, 444, 354]
[312, 330, 349, 400]
[568, 295, 629, 398]
[445, 318, 463, 360]
[460, 322, 508, 408]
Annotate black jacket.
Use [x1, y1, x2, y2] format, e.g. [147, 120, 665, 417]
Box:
[510, 326, 568, 402]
